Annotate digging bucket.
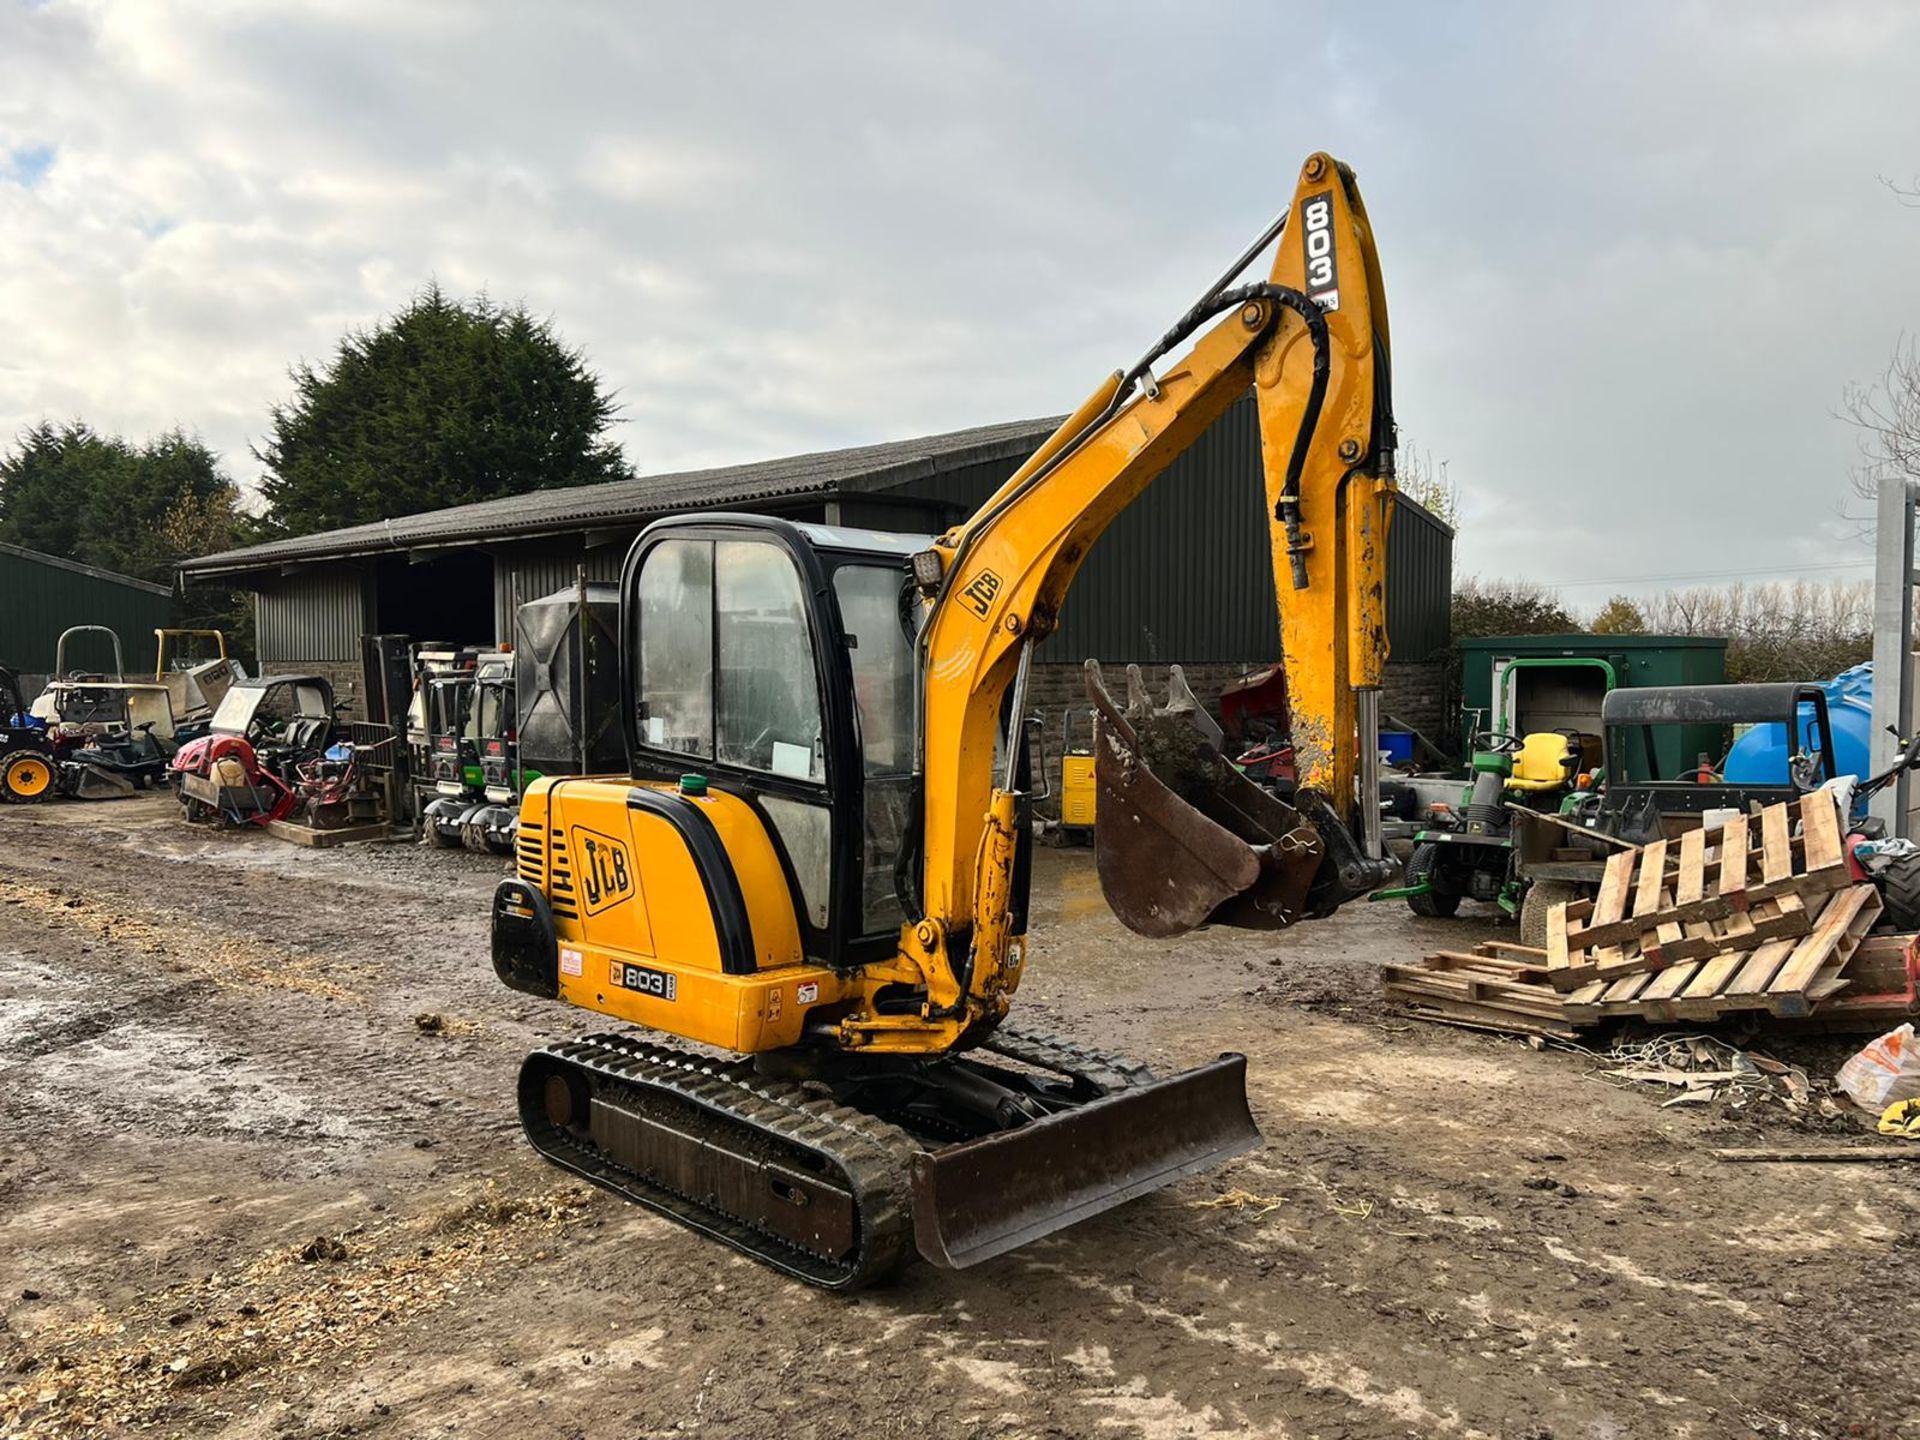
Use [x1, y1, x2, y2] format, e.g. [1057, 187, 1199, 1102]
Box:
[908, 1053, 1260, 1269]
[1086, 661, 1323, 938]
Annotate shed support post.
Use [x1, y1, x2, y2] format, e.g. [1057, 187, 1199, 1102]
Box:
[1870, 477, 1916, 838]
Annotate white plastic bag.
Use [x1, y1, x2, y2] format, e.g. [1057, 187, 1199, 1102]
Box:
[1836, 1024, 1920, 1112]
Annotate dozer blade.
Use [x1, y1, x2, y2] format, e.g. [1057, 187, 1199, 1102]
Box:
[1087, 660, 1323, 938]
[909, 1053, 1260, 1269]
[63, 763, 136, 801]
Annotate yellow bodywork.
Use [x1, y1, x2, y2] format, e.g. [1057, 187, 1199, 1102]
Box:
[520, 777, 857, 1052]
[514, 151, 1391, 1060]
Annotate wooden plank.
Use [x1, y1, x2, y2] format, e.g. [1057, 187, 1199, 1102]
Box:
[1759, 804, 1792, 886]
[1799, 790, 1845, 875]
[1420, 950, 1547, 975]
[1674, 827, 1707, 907]
[1764, 865, 1856, 906]
[1505, 802, 1639, 849]
[1717, 812, 1751, 910]
[1391, 967, 1563, 998]
[1546, 902, 1570, 977]
[1755, 891, 1811, 941]
[1381, 977, 1562, 1009]
[1599, 970, 1653, 1005]
[1393, 999, 1581, 1042]
[264, 819, 391, 848]
[1722, 938, 1799, 998]
[1649, 912, 1689, 962]
[1591, 849, 1635, 929]
[1636, 919, 1714, 1015]
[1631, 839, 1669, 920]
[1559, 979, 1607, 1023]
[1639, 959, 1702, 1003]
[1767, 886, 1881, 1010]
[1670, 952, 1752, 1020]
[1480, 941, 1550, 962]
[1385, 991, 1572, 1026]
[1803, 973, 1853, 1004]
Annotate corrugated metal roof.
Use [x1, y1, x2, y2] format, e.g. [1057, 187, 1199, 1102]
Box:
[183, 417, 1060, 578]
[0, 541, 173, 596]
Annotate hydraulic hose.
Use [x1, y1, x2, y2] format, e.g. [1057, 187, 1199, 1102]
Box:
[949, 281, 1330, 594]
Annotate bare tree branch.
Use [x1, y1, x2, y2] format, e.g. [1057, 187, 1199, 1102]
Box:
[1843, 335, 1920, 504]
[1878, 173, 1920, 207]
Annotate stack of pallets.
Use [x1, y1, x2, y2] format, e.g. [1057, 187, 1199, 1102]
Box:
[1378, 942, 1581, 1041]
[1382, 794, 1890, 1036]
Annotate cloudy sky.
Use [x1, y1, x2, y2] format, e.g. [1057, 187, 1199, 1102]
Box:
[3, 1, 1918, 601]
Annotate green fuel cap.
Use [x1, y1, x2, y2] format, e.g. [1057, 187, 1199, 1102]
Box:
[679, 773, 708, 796]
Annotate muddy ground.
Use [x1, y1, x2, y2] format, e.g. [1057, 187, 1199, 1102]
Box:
[2, 795, 1916, 1440]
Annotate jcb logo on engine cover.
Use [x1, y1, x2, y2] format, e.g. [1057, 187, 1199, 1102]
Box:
[959, 568, 1002, 619]
[1301, 191, 1340, 312]
[571, 826, 634, 916]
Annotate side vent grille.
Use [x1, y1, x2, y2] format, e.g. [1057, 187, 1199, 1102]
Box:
[516, 820, 547, 888]
[548, 828, 578, 920]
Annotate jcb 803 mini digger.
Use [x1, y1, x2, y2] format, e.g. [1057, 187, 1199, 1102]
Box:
[493, 152, 1398, 1287]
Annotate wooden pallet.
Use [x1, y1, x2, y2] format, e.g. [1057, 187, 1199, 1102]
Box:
[1380, 944, 1578, 1040]
[1558, 884, 1881, 1023]
[1385, 891, 1884, 1035]
[264, 818, 394, 849]
[1545, 794, 1852, 990]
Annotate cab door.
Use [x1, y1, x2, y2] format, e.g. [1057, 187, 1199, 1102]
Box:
[626, 522, 875, 966]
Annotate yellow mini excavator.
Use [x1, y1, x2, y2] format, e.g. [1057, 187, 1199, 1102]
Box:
[492, 151, 1397, 1288]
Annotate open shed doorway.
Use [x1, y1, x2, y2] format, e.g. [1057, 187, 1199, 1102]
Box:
[1496, 658, 1612, 745]
[373, 551, 497, 648]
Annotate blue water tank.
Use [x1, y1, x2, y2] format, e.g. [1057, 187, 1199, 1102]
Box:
[1720, 663, 1874, 787]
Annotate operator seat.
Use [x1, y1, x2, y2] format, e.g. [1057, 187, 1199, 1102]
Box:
[1505, 732, 1580, 792]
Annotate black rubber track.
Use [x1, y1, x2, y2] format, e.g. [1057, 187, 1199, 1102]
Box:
[517, 1024, 1162, 1291]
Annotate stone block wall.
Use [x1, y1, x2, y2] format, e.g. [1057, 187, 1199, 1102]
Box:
[262, 660, 366, 721]
[1379, 659, 1448, 749]
[1020, 656, 1450, 816]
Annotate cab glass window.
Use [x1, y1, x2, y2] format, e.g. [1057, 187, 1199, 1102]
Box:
[832, 564, 915, 776]
[715, 540, 824, 781]
[636, 539, 714, 757]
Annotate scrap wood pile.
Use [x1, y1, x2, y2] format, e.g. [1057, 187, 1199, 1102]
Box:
[1383, 793, 1920, 1039]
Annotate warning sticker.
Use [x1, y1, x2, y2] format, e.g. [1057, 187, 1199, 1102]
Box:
[797, 981, 819, 1004]
[559, 947, 584, 977]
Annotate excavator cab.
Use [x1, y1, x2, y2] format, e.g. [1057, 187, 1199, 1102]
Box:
[622, 516, 933, 966]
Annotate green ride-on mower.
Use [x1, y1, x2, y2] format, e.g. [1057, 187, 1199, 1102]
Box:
[1378, 728, 1596, 922]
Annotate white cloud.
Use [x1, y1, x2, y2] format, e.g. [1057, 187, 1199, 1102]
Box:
[0, 0, 1917, 602]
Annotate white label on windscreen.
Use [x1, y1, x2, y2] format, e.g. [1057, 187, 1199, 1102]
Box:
[646, 716, 665, 745]
[771, 741, 813, 780]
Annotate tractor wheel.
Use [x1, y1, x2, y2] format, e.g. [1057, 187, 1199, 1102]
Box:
[1519, 880, 1582, 949]
[1403, 843, 1461, 918]
[1874, 851, 1920, 933]
[0, 750, 57, 804]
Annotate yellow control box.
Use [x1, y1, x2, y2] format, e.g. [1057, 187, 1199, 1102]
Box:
[1060, 755, 1097, 827]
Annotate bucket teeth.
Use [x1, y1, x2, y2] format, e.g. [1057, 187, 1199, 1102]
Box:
[1084, 660, 1323, 938]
